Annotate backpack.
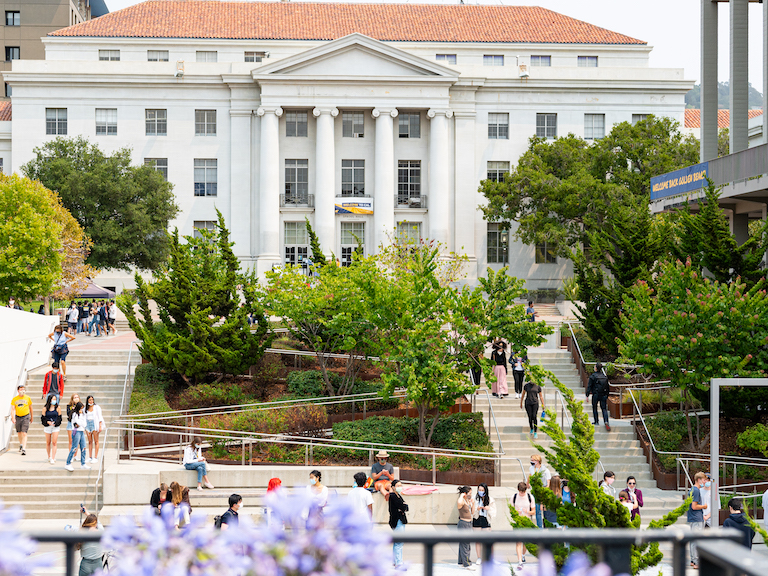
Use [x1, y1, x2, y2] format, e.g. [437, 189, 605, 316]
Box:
[593, 373, 609, 396]
[513, 493, 533, 511]
[213, 515, 223, 529]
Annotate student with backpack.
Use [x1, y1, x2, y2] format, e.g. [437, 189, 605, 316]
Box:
[586, 363, 611, 431]
[512, 482, 535, 571]
[215, 494, 242, 530]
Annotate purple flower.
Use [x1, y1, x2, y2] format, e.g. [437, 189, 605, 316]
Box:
[517, 551, 624, 576]
[0, 500, 51, 576]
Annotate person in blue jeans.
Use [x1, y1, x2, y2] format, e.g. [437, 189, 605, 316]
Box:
[388, 479, 408, 567]
[65, 402, 90, 471]
[183, 437, 214, 491]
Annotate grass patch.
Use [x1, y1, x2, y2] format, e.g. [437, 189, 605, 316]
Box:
[130, 364, 175, 416]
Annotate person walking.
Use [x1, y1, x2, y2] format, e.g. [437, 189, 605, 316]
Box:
[700, 473, 716, 528]
[723, 499, 755, 549]
[307, 470, 328, 512]
[527, 455, 551, 528]
[525, 301, 536, 322]
[513, 481, 536, 570]
[490, 341, 508, 398]
[84, 395, 106, 463]
[42, 361, 64, 404]
[48, 325, 75, 381]
[456, 486, 475, 570]
[219, 494, 242, 530]
[66, 393, 81, 453]
[98, 302, 108, 337]
[348, 472, 374, 520]
[107, 301, 118, 335]
[388, 479, 408, 567]
[67, 302, 79, 334]
[183, 437, 214, 491]
[687, 472, 708, 569]
[472, 483, 496, 565]
[586, 363, 611, 431]
[86, 302, 97, 336]
[77, 302, 88, 335]
[600, 471, 616, 499]
[76, 509, 103, 576]
[65, 401, 90, 471]
[511, 354, 525, 399]
[521, 379, 544, 438]
[10, 384, 32, 455]
[625, 476, 643, 521]
[41, 395, 62, 464]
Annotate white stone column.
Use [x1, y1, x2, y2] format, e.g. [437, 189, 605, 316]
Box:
[313, 107, 338, 257]
[372, 108, 398, 250]
[256, 106, 282, 276]
[730, 0, 749, 154]
[427, 109, 452, 247]
[229, 109, 252, 258]
[454, 111, 477, 261]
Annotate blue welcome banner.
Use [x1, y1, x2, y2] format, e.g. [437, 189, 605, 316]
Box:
[650, 162, 709, 201]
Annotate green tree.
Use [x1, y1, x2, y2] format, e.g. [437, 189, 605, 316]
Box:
[508, 364, 691, 573]
[23, 136, 178, 271]
[618, 258, 768, 449]
[304, 217, 328, 268]
[119, 211, 270, 385]
[0, 174, 68, 302]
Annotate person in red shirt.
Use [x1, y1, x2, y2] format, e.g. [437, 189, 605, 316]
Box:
[42, 361, 64, 403]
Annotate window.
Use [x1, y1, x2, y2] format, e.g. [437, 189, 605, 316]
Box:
[483, 55, 504, 66]
[397, 160, 421, 204]
[193, 221, 216, 239]
[632, 114, 649, 125]
[577, 56, 598, 68]
[284, 159, 309, 204]
[436, 54, 457, 65]
[5, 11, 20, 26]
[584, 114, 605, 140]
[147, 50, 169, 62]
[4, 83, 10, 97]
[396, 221, 421, 243]
[144, 158, 168, 180]
[342, 112, 364, 138]
[244, 52, 265, 62]
[341, 160, 365, 196]
[98, 50, 120, 61]
[95, 108, 117, 135]
[194, 159, 217, 197]
[285, 111, 308, 137]
[398, 113, 420, 139]
[284, 222, 309, 266]
[340, 222, 365, 266]
[195, 110, 216, 136]
[5, 47, 19, 61]
[488, 113, 509, 139]
[535, 242, 557, 264]
[487, 161, 510, 182]
[196, 51, 217, 62]
[536, 113, 557, 139]
[531, 55, 551, 67]
[46, 108, 67, 135]
[487, 224, 508, 264]
[145, 109, 167, 136]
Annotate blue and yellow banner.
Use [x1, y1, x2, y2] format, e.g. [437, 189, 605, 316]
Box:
[334, 200, 373, 215]
[650, 162, 709, 201]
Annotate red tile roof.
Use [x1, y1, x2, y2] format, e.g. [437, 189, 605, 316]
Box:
[684, 108, 763, 129]
[49, 1, 646, 44]
[0, 101, 11, 121]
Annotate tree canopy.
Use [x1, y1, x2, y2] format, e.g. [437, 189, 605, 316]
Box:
[23, 136, 178, 271]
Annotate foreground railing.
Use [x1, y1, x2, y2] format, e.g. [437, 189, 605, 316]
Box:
[27, 527, 756, 576]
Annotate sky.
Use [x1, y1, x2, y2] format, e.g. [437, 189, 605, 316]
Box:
[103, 0, 766, 92]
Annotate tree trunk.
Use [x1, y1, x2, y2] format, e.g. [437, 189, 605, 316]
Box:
[417, 404, 428, 447]
[425, 411, 441, 448]
[316, 354, 336, 396]
[43, 296, 50, 315]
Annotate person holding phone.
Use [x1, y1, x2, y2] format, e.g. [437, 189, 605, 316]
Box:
[456, 486, 475, 570]
[65, 402, 90, 471]
[76, 506, 103, 576]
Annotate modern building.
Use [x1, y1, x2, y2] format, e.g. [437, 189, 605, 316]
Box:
[0, 0, 108, 99]
[4, 1, 693, 291]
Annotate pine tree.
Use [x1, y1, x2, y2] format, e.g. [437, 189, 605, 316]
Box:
[305, 217, 328, 268]
[119, 210, 271, 385]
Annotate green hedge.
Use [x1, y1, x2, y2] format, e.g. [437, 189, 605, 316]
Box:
[286, 370, 399, 411]
[646, 411, 687, 470]
[177, 382, 250, 409]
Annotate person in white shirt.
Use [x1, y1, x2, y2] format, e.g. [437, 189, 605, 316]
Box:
[65, 402, 90, 471]
[307, 470, 329, 511]
[618, 490, 638, 518]
[183, 437, 214, 491]
[347, 472, 374, 520]
[512, 481, 536, 570]
[700, 474, 718, 527]
[527, 454, 551, 528]
[600, 471, 616, 499]
[84, 395, 106, 463]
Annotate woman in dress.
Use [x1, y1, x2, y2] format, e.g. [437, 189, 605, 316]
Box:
[41, 395, 62, 464]
[388, 479, 408, 567]
[456, 486, 475, 570]
[490, 341, 508, 398]
[307, 470, 328, 512]
[84, 395, 106, 464]
[183, 437, 214, 491]
[472, 483, 496, 565]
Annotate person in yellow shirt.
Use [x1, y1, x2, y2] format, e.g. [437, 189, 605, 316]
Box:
[11, 384, 33, 455]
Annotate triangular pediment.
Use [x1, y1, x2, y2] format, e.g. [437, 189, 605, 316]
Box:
[255, 33, 458, 78]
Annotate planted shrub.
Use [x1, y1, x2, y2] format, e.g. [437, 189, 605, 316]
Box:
[287, 370, 336, 398]
[130, 364, 175, 416]
[737, 423, 768, 457]
[177, 382, 249, 409]
[646, 411, 687, 470]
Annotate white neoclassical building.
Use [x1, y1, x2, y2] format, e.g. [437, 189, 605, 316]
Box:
[4, 1, 693, 291]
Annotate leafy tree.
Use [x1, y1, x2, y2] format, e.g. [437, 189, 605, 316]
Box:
[119, 211, 270, 385]
[0, 174, 87, 303]
[51, 198, 97, 301]
[508, 364, 691, 573]
[618, 258, 768, 449]
[23, 136, 178, 271]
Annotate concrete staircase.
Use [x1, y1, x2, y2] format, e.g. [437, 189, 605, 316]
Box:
[477, 348, 684, 526]
[0, 349, 137, 522]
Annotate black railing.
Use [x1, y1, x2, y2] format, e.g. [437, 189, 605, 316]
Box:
[27, 527, 761, 576]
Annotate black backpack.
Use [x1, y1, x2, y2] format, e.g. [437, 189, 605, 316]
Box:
[594, 373, 609, 396]
[213, 515, 223, 529]
[513, 493, 533, 511]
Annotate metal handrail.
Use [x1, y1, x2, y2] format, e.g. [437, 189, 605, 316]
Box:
[2, 342, 33, 454]
[264, 347, 381, 362]
[479, 388, 504, 454]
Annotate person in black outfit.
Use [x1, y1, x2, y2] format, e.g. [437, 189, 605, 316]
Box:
[723, 499, 755, 549]
[586, 363, 611, 431]
[220, 493, 242, 530]
[520, 380, 544, 438]
[388, 479, 408, 567]
[150, 483, 170, 514]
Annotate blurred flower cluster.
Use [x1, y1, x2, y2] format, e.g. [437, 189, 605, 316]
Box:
[0, 501, 50, 576]
[517, 550, 625, 576]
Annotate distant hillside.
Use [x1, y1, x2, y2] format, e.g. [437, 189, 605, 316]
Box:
[686, 82, 763, 109]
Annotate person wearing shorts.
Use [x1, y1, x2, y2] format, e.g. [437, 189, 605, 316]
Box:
[42, 395, 62, 464]
[11, 384, 32, 455]
[67, 302, 79, 334]
[48, 325, 75, 381]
